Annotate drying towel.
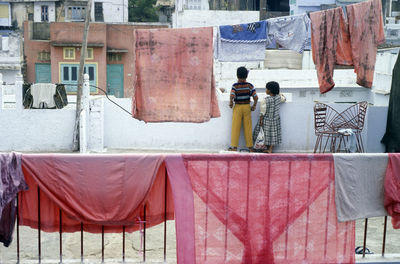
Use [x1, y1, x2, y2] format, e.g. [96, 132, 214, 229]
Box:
[384, 153, 400, 229]
[334, 154, 388, 222]
[31, 83, 57, 108]
[0, 153, 28, 247]
[166, 153, 355, 263]
[267, 14, 311, 54]
[216, 21, 268, 62]
[133, 27, 220, 123]
[346, 0, 385, 88]
[19, 154, 174, 233]
[381, 52, 400, 152]
[220, 21, 267, 43]
[310, 7, 353, 93]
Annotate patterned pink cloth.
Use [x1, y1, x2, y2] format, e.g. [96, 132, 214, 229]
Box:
[311, 0, 385, 93]
[346, 0, 385, 88]
[310, 7, 351, 93]
[384, 154, 400, 229]
[168, 154, 355, 264]
[133, 27, 220, 123]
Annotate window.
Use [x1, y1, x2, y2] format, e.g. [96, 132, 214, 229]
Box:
[95, 2, 104, 22]
[108, 53, 122, 62]
[0, 3, 10, 26]
[63, 48, 75, 59]
[38, 51, 50, 61]
[41, 5, 49, 22]
[61, 64, 97, 93]
[66, 6, 85, 21]
[85, 48, 93, 60]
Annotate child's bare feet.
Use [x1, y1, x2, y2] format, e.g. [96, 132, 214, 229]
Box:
[228, 146, 237, 151]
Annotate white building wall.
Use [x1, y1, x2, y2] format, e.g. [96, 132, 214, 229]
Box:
[92, 0, 128, 23]
[173, 10, 259, 28]
[33, 2, 56, 22]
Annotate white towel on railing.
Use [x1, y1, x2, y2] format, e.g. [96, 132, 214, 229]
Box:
[334, 153, 388, 222]
[31, 83, 56, 108]
[338, 128, 357, 152]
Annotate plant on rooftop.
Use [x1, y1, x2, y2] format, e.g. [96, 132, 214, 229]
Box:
[128, 0, 159, 22]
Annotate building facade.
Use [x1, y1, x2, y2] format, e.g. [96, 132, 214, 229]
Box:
[23, 21, 168, 97]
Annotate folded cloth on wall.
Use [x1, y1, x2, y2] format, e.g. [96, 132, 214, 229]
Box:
[346, 0, 385, 88]
[19, 154, 174, 233]
[267, 14, 311, 54]
[0, 153, 28, 247]
[310, 7, 353, 93]
[384, 153, 400, 229]
[166, 153, 355, 263]
[31, 83, 57, 109]
[381, 53, 400, 152]
[133, 27, 220, 122]
[216, 21, 268, 62]
[334, 154, 388, 222]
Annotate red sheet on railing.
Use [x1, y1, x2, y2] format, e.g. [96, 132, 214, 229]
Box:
[165, 154, 355, 264]
[384, 153, 400, 229]
[19, 154, 174, 233]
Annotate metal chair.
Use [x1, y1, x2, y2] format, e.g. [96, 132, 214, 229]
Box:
[334, 101, 368, 153]
[313, 102, 342, 153]
[313, 101, 368, 153]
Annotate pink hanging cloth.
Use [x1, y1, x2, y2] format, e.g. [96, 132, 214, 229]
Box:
[384, 153, 400, 229]
[19, 154, 174, 233]
[165, 153, 355, 264]
[310, 7, 352, 94]
[133, 27, 220, 123]
[346, 0, 385, 88]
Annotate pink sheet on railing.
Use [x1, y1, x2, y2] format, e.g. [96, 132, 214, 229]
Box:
[165, 154, 355, 264]
[384, 153, 400, 229]
[19, 154, 174, 233]
[133, 27, 220, 123]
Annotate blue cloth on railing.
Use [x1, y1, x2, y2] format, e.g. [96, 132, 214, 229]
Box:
[219, 21, 267, 43]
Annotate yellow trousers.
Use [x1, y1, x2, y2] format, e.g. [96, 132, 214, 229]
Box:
[231, 104, 253, 148]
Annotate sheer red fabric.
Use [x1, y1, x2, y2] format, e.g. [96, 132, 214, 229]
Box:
[133, 27, 220, 123]
[384, 154, 400, 229]
[19, 154, 174, 233]
[168, 154, 355, 264]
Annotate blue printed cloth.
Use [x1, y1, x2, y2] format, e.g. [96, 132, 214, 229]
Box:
[219, 21, 267, 43]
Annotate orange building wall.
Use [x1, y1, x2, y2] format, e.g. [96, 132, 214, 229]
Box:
[24, 21, 168, 96]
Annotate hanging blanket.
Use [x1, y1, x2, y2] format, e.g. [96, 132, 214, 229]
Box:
[381, 53, 400, 152]
[310, 7, 352, 93]
[267, 14, 311, 54]
[216, 21, 267, 62]
[346, 0, 385, 88]
[384, 153, 400, 229]
[133, 27, 220, 123]
[19, 154, 174, 233]
[0, 152, 28, 247]
[165, 153, 355, 264]
[334, 154, 388, 222]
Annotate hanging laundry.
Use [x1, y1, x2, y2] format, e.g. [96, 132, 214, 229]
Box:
[54, 84, 68, 109]
[30, 83, 57, 109]
[133, 27, 220, 123]
[0, 153, 28, 247]
[310, 7, 352, 93]
[19, 154, 174, 233]
[334, 154, 388, 222]
[384, 153, 400, 229]
[346, 0, 385, 88]
[267, 13, 311, 54]
[216, 21, 267, 62]
[381, 52, 400, 152]
[165, 153, 355, 263]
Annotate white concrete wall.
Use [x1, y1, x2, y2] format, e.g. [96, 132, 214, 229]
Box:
[102, 95, 386, 153]
[173, 10, 259, 28]
[34, 2, 56, 22]
[92, 0, 128, 23]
